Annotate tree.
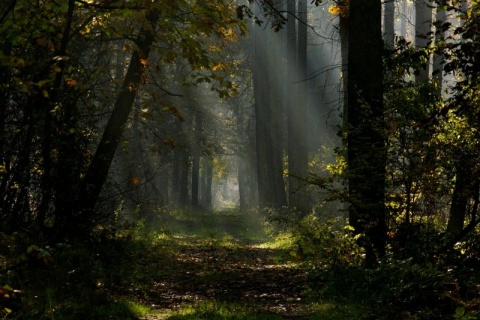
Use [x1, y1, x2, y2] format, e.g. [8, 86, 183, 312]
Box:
[384, 0, 395, 50]
[287, 0, 309, 214]
[0, 0, 246, 239]
[251, 2, 287, 210]
[347, 0, 386, 265]
[433, 2, 447, 96]
[415, 0, 433, 83]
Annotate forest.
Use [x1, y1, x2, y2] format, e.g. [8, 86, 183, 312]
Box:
[1, 0, 480, 319]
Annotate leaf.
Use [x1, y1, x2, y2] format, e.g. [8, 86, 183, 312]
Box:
[131, 177, 140, 185]
[455, 306, 465, 317]
[66, 79, 77, 87]
[162, 106, 184, 122]
[27, 245, 39, 254]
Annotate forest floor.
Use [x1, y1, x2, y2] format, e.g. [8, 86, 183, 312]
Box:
[98, 212, 361, 319]
[136, 237, 311, 319]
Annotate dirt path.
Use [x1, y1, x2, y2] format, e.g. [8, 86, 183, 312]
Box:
[138, 239, 311, 319]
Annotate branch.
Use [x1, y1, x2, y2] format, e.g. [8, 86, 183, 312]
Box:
[436, 218, 480, 255]
[74, 0, 145, 10]
[254, 0, 328, 40]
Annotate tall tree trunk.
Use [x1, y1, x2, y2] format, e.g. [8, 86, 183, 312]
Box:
[0, 39, 11, 207]
[447, 164, 470, 237]
[347, 0, 386, 266]
[238, 155, 248, 212]
[191, 114, 203, 208]
[287, 0, 309, 214]
[287, 0, 298, 209]
[415, 0, 433, 83]
[247, 114, 259, 208]
[172, 148, 182, 205]
[234, 99, 248, 212]
[339, 6, 349, 220]
[202, 156, 213, 210]
[384, 0, 395, 50]
[76, 10, 159, 232]
[179, 152, 190, 208]
[401, 0, 408, 38]
[253, 8, 272, 209]
[433, 4, 446, 96]
[266, 2, 287, 209]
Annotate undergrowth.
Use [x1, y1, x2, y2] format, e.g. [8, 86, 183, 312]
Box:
[271, 212, 480, 320]
[3, 209, 480, 319]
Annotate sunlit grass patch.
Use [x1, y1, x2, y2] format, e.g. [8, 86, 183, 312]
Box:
[165, 301, 283, 320]
[255, 231, 297, 250]
[152, 210, 271, 244]
[307, 302, 369, 319]
[89, 300, 151, 319]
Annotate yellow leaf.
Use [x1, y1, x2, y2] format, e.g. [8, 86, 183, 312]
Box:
[328, 5, 341, 15]
[212, 63, 227, 72]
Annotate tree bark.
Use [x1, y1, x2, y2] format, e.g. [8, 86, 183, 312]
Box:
[400, 0, 408, 38]
[202, 157, 213, 210]
[191, 114, 203, 208]
[433, 5, 446, 95]
[266, 2, 288, 209]
[415, 0, 433, 83]
[253, 6, 273, 209]
[447, 163, 470, 237]
[384, 0, 395, 50]
[347, 0, 386, 266]
[76, 10, 159, 230]
[287, 0, 309, 214]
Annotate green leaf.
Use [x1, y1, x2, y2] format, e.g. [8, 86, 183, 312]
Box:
[455, 306, 465, 317]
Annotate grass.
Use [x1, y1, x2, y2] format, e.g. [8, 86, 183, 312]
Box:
[307, 302, 369, 320]
[163, 301, 283, 320]
[144, 300, 368, 320]
[166, 212, 271, 243]
[2, 210, 370, 320]
[89, 300, 151, 319]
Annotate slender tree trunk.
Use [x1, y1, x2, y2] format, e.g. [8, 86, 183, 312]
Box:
[191, 114, 203, 208]
[0, 40, 12, 215]
[384, 0, 395, 50]
[447, 164, 470, 237]
[340, 11, 349, 132]
[433, 4, 446, 96]
[76, 10, 159, 230]
[415, 0, 433, 83]
[238, 155, 248, 212]
[347, 0, 386, 266]
[401, 0, 408, 38]
[287, 0, 309, 214]
[253, 10, 271, 209]
[287, 0, 297, 209]
[234, 100, 248, 212]
[7, 103, 35, 227]
[267, 3, 288, 209]
[203, 157, 213, 210]
[339, 8, 349, 220]
[179, 152, 190, 208]
[247, 115, 259, 208]
[172, 148, 182, 205]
